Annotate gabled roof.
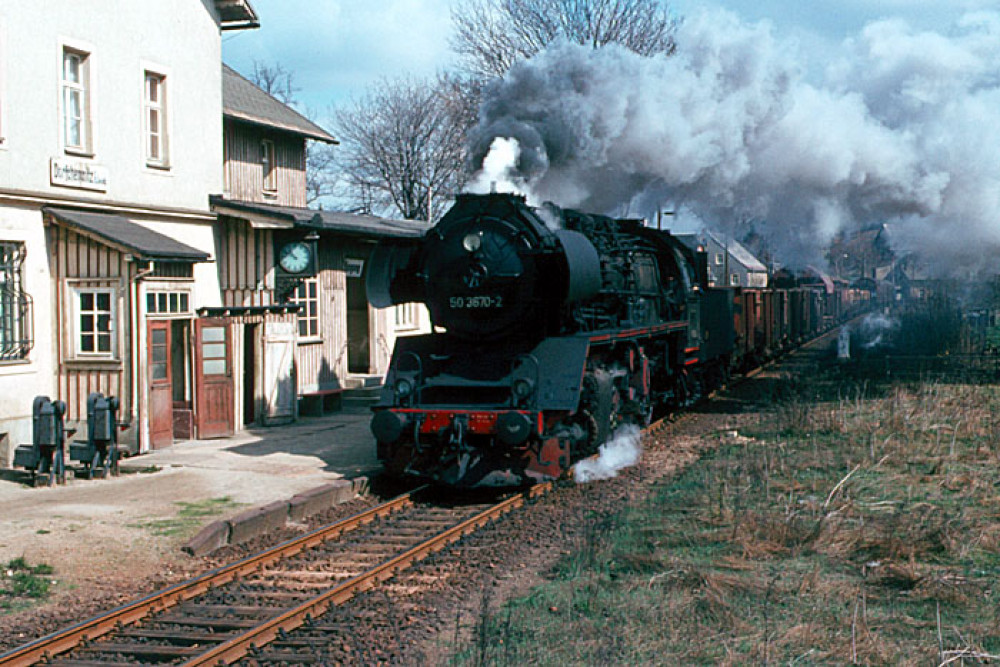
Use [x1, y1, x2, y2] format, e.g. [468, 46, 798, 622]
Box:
[222, 65, 337, 144]
[214, 0, 259, 30]
[211, 197, 429, 239]
[45, 207, 211, 262]
[676, 231, 768, 272]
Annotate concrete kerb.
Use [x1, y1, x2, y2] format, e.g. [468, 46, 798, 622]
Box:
[183, 477, 367, 557]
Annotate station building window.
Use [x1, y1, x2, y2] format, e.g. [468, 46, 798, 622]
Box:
[62, 48, 92, 154]
[0, 242, 31, 361]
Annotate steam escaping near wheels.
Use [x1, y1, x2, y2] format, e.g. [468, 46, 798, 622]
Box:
[573, 425, 643, 483]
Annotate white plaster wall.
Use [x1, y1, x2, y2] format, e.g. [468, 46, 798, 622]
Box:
[0, 206, 56, 465]
[0, 1, 223, 211]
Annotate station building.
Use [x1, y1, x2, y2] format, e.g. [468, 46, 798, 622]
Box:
[0, 1, 428, 464]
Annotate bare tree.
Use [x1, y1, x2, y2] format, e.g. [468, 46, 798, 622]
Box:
[249, 60, 299, 105]
[305, 142, 339, 207]
[452, 0, 679, 79]
[334, 76, 470, 221]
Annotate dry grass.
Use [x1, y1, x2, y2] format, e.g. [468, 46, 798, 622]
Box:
[449, 375, 1000, 665]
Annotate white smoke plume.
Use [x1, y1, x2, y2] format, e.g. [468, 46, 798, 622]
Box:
[471, 9, 1000, 275]
[573, 425, 642, 483]
[859, 311, 900, 349]
[465, 137, 532, 197]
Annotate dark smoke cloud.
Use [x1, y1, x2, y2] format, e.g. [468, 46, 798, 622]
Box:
[470, 9, 1000, 274]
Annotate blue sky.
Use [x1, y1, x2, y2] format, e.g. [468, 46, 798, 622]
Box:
[222, 0, 1000, 124]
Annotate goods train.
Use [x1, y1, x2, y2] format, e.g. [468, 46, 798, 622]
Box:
[366, 193, 869, 488]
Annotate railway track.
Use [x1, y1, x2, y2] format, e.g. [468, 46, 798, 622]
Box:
[0, 484, 549, 666]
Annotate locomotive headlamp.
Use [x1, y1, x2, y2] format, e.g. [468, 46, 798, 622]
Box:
[395, 378, 414, 399]
[512, 378, 534, 400]
[462, 232, 483, 253]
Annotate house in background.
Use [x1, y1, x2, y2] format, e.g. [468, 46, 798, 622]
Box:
[677, 231, 769, 288]
[0, 1, 259, 464]
[211, 65, 429, 425]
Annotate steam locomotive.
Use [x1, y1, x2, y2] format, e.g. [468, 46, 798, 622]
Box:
[367, 193, 868, 488]
[366, 192, 739, 487]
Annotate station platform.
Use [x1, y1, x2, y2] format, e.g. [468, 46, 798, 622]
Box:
[0, 402, 382, 573]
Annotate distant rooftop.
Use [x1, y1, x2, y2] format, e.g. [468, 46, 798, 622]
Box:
[676, 230, 768, 272]
[222, 65, 337, 143]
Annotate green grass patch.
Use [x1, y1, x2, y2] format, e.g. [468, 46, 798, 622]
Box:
[129, 496, 243, 537]
[1, 558, 56, 613]
[448, 379, 1000, 665]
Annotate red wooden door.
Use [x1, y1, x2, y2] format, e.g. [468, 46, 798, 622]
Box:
[148, 320, 173, 449]
[195, 318, 234, 439]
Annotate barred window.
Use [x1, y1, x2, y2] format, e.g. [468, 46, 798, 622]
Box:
[0, 242, 32, 361]
[289, 276, 319, 338]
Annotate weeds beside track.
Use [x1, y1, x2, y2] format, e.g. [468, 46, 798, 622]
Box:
[453, 370, 1000, 665]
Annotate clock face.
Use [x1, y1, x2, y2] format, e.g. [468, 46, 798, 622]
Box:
[279, 241, 312, 274]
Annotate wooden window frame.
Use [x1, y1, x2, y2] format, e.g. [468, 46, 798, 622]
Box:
[69, 285, 117, 359]
[61, 48, 92, 155]
[144, 71, 168, 167]
[289, 276, 319, 340]
[145, 289, 191, 317]
[261, 138, 277, 193]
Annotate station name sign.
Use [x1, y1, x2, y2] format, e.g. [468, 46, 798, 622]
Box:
[50, 157, 109, 192]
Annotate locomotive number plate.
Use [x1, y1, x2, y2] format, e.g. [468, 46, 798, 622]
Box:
[450, 295, 504, 309]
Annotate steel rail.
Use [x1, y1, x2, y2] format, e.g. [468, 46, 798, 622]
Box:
[181, 483, 551, 666]
[0, 489, 421, 667]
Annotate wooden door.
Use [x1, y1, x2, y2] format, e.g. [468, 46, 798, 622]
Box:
[148, 320, 173, 449]
[195, 318, 234, 438]
[346, 275, 371, 373]
[263, 319, 296, 424]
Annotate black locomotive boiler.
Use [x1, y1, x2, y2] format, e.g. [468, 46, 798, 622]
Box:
[366, 193, 734, 488]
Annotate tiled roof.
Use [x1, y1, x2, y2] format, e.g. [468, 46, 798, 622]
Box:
[676, 231, 768, 272]
[45, 207, 211, 262]
[222, 65, 337, 143]
[211, 198, 429, 239]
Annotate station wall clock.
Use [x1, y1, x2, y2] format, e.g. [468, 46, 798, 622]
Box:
[278, 240, 315, 275]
